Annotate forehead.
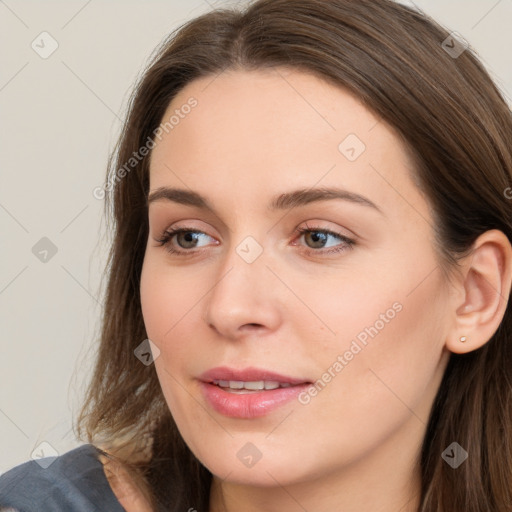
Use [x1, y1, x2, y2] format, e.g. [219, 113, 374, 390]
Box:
[148, 67, 428, 224]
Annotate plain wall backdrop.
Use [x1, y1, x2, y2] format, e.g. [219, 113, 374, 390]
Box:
[1, 0, 511, 474]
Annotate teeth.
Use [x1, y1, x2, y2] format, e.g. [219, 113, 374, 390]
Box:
[212, 379, 293, 390]
[244, 381, 264, 390]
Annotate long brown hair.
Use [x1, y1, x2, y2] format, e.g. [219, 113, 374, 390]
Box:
[75, 0, 512, 510]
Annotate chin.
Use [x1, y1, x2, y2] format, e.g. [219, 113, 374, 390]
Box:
[195, 442, 319, 488]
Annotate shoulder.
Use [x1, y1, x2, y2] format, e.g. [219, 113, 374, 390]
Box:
[0, 444, 125, 512]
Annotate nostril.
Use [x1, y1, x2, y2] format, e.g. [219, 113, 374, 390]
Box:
[242, 323, 263, 329]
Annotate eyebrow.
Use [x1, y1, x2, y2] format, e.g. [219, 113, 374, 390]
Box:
[147, 186, 383, 215]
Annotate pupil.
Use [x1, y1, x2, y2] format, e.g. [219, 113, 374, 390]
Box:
[308, 232, 326, 248]
[180, 232, 198, 248]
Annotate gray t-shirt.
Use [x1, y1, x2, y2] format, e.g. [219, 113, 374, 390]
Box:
[0, 444, 125, 511]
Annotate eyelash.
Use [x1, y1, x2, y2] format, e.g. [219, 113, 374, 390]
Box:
[154, 223, 355, 257]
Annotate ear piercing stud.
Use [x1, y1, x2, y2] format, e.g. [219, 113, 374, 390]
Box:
[460, 336, 467, 342]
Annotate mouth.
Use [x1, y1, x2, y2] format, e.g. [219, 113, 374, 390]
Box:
[198, 366, 313, 418]
[211, 379, 297, 393]
[199, 366, 311, 386]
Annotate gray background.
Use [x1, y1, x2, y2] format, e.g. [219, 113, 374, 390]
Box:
[1, 0, 511, 473]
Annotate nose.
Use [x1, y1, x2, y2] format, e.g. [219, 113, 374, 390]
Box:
[203, 241, 282, 340]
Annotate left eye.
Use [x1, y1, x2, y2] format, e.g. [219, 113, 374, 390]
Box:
[292, 225, 355, 255]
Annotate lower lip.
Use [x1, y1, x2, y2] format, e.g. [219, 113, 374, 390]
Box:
[200, 382, 311, 418]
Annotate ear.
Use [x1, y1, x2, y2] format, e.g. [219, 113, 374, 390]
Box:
[445, 229, 512, 355]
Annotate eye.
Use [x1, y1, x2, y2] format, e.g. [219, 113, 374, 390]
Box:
[154, 223, 355, 257]
[154, 227, 217, 255]
[293, 223, 355, 255]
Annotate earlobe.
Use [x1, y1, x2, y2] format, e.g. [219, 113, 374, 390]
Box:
[446, 229, 512, 355]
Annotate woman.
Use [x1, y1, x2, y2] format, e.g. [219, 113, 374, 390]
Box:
[1, 0, 511, 510]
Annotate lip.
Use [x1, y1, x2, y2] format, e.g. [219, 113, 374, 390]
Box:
[198, 366, 312, 419]
[199, 366, 309, 386]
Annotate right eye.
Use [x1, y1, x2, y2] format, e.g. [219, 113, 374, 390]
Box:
[155, 227, 218, 255]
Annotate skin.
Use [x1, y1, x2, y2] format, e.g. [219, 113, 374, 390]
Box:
[134, 67, 512, 512]
[99, 454, 153, 512]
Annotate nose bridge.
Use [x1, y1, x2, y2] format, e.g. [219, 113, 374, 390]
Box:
[203, 230, 281, 336]
[209, 232, 268, 309]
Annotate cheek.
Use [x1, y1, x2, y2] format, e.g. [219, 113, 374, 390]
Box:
[315, 264, 449, 430]
[140, 255, 198, 346]
[139, 255, 208, 406]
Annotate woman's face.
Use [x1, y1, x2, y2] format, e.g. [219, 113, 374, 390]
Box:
[140, 67, 453, 488]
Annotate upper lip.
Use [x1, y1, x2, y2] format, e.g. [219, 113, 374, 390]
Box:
[199, 366, 311, 385]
